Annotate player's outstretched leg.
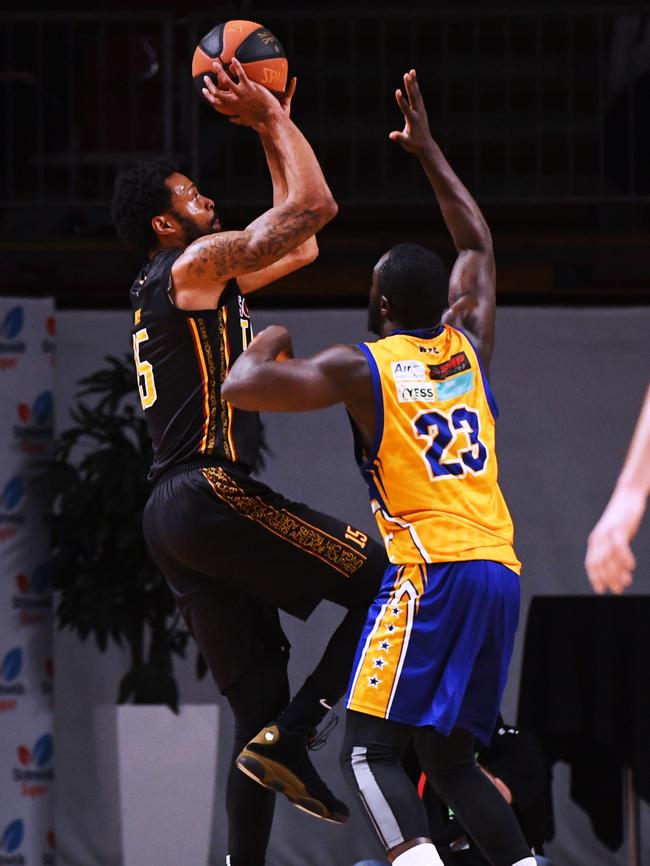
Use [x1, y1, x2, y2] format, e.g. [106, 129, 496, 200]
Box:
[236, 602, 373, 823]
[223, 649, 291, 865]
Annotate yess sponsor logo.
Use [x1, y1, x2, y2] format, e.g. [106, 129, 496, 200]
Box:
[396, 383, 436, 403]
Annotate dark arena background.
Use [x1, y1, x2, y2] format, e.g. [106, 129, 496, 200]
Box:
[1, 1, 649, 865]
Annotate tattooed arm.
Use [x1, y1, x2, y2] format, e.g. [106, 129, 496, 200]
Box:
[171, 60, 336, 310]
[238, 78, 320, 295]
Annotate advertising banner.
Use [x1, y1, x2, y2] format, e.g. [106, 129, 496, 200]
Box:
[0, 299, 56, 866]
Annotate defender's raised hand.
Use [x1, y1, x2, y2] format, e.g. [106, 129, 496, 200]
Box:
[389, 68, 496, 371]
[389, 69, 433, 154]
[202, 58, 282, 129]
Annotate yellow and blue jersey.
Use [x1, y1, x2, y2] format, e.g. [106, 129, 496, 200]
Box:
[346, 325, 521, 735]
[354, 325, 520, 574]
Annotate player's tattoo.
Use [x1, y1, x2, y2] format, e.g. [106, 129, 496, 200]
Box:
[195, 207, 320, 280]
[188, 257, 207, 278]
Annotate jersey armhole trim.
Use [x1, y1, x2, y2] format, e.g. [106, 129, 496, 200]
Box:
[356, 342, 384, 467]
[166, 274, 235, 318]
[455, 327, 499, 420]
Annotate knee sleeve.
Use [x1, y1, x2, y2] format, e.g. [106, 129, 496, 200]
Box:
[417, 727, 532, 866]
[341, 712, 430, 851]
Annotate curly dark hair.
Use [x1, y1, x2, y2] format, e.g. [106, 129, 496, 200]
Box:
[111, 158, 178, 252]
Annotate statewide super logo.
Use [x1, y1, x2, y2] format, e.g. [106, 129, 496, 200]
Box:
[1, 307, 25, 343]
[0, 477, 26, 542]
[43, 829, 56, 866]
[1, 648, 23, 682]
[2, 477, 23, 511]
[0, 819, 25, 865]
[41, 657, 54, 698]
[0, 647, 25, 714]
[0, 647, 26, 705]
[13, 391, 54, 455]
[0, 307, 26, 370]
[42, 315, 56, 359]
[13, 564, 52, 626]
[13, 733, 54, 798]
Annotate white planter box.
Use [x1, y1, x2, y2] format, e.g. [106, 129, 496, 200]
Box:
[115, 704, 219, 866]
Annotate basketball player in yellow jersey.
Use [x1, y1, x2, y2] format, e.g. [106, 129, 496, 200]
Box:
[223, 70, 535, 866]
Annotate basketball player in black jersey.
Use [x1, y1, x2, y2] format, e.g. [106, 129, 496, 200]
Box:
[111, 60, 386, 866]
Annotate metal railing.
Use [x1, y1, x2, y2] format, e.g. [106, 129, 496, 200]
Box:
[1, 6, 648, 209]
[1, 11, 174, 207]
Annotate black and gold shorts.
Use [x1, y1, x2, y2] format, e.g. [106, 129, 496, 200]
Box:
[143, 460, 386, 692]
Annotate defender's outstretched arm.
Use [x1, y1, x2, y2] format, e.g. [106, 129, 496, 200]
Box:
[222, 325, 371, 414]
[390, 69, 496, 370]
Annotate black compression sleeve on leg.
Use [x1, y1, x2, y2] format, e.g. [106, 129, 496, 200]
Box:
[224, 650, 291, 866]
[340, 710, 431, 852]
[278, 605, 369, 733]
[417, 727, 532, 866]
[277, 544, 384, 734]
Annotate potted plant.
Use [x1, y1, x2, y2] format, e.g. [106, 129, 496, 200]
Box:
[37, 354, 218, 866]
[39, 353, 190, 711]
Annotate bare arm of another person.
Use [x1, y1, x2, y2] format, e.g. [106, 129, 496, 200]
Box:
[390, 70, 496, 371]
[586, 384, 650, 594]
[221, 325, 376, 451]
[172, 60, 337, 310]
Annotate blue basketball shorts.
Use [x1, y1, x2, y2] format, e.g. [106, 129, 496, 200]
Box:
[345, 560, 520, 745]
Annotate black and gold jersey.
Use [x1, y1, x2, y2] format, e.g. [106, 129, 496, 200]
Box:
[129, 248, 261, 480]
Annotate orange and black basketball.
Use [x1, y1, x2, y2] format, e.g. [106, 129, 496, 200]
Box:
[192, 20, 288, 98]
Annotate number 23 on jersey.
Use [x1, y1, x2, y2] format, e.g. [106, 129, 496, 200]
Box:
[412, 405, 488, 480]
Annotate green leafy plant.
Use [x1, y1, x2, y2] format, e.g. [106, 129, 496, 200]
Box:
[37, 355, 191, 712]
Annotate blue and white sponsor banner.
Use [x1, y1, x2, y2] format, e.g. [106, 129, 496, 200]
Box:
[0, 299, 56, 866]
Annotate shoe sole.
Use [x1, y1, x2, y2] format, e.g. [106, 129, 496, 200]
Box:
[236, 749, 348, 825]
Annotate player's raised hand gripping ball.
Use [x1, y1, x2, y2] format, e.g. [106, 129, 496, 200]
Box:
[192, 20, 288, 98]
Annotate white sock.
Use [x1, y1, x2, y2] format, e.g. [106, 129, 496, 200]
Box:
[511, 858, 537, 866]
[393, 842, 444, 866]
